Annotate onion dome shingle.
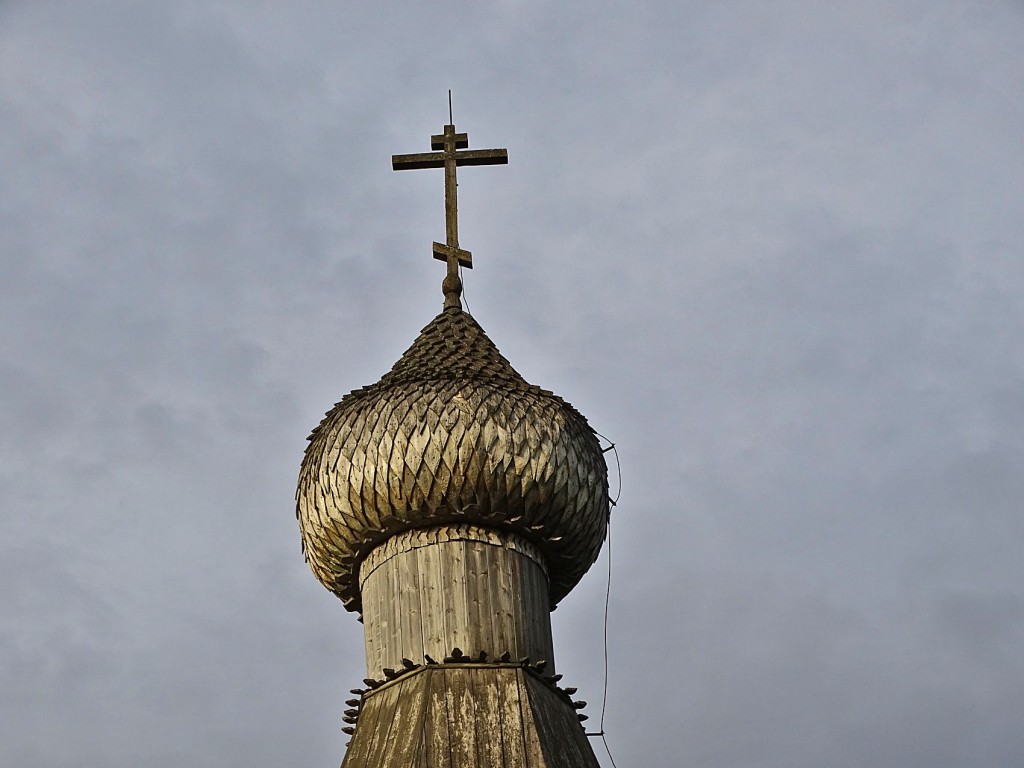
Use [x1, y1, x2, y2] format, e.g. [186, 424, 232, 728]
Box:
[296, 306, 609, 612]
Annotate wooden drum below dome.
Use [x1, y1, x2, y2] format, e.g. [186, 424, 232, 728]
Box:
[359, 525, 555, 678]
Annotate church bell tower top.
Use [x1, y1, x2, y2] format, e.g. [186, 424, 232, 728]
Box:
[297, 103, 609, 767]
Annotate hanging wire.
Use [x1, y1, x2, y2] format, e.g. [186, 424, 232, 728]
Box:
[597, 431, 622, 507]
[602, 732, 620, 768]
[600, 527, 612, 727]
[588, 431, 621, 768]
[598, 524, 619, 768]
[459, 264, 472, 315]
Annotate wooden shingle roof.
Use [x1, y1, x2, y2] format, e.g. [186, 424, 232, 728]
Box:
[342, 664, 601, 768]
[297, 307, 610, 612]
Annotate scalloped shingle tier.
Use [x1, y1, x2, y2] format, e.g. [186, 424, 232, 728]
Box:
[297, 307, 609, 612]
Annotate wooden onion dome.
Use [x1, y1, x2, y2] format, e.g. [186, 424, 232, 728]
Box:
[296, 305, 610, 613]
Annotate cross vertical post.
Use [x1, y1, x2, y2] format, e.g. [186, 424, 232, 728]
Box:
[392, 121, 508, 310]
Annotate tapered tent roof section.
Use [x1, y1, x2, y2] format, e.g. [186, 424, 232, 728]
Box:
[341, 664, 599, 767]
[296, 306, 610, 612]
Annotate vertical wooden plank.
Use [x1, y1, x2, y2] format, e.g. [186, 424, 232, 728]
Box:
[518, 548, 539, 662]
[391, 556, 407, 672]
[376, 673, 430, 768]
[487, 544, 512, 659]
[361, 570, 378, 674]
[465, 540, 493, 657]
[369, 547, 384, 673]
[445, 538, 469, 655]
[374, 681, 405, 762]
[387, 554, 402, 673]
[399, 548, 425, 665]
[471, 667, 506, 768]
[462, 540, 481, 656]
[370, 566, 388, 675]
[515, 668, 546, 766]
[377, 557, 391, 674]
[524, 675, 566, 767]
[444, 668, 477, 768]
[434, 529, 452, 659]
[536, 558, 556, 667]
[414, 531, 431, 660]
[495, 667, 527, 768]
[501, 540, 520, 663]
[522, 555, 554, 668]
[394, 549, 420, 667]
[422, 669, 452, 768]
[368, 684, 403, 765]
[419, 531, 445, 660]
[346, 680, 401, 767]
[524, 675, 600, 768]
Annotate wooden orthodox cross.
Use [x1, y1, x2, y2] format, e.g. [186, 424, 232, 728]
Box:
[392, 114, 507, 310]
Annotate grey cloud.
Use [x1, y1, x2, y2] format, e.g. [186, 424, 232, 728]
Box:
[3, 1, 1023, 767]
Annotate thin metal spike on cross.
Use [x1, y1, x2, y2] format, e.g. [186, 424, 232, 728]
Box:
[392, 100, 508, 310]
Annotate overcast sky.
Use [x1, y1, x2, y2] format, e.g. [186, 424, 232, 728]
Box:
[3, 2, 1023, 766]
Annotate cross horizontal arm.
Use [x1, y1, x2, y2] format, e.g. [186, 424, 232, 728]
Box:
[393, 148, 508, 170]
[392, 152, 445, 170]
[453, 148, 508, 167]
[433, 242, 472, 268]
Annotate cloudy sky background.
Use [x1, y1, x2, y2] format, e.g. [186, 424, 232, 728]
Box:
[3, 1, 1023, 766]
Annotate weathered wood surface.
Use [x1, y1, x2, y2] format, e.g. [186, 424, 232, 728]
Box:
[422, 666, 451, 768]
[360, 525, 555, 677]
[297, 306, 610, 612]
[341, 666, 600, 768]
[524, 673, 596, 768]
